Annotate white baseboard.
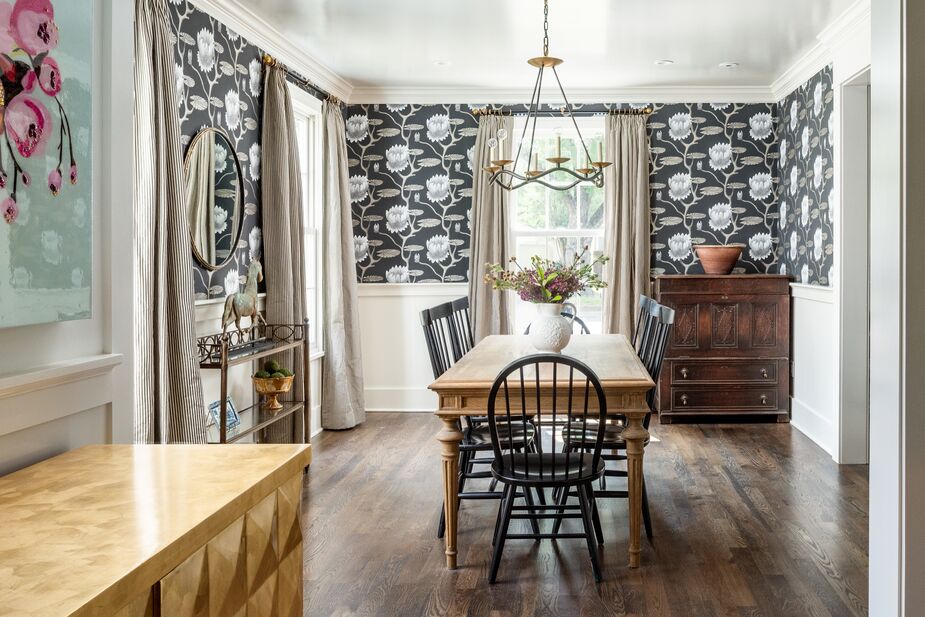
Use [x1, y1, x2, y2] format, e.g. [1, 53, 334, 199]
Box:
[790, 396, 835, 456]
[364, 386, 437, 412]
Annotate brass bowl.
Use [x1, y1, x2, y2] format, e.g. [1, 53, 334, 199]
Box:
[253, 375, 294, 412]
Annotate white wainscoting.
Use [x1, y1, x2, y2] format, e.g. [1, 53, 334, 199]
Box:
[789, 283, 838, 455]
[357, 283, 468, 412]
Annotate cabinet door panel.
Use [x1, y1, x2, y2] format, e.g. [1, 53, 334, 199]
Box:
[246, 492, 279, 617]
[209, 517, 247, 617]
[276, 474, 303, 617]
[161, 545, 209, 617]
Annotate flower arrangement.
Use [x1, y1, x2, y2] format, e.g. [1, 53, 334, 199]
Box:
[484, 247, 609, 304]
[0, 0, 78, 225]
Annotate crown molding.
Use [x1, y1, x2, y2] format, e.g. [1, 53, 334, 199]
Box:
[769, 0, 870, 101]
[347, 85, 775, 105]
[189, 0, 354, 101]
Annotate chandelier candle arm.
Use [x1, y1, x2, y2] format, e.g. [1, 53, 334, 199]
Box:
[485, 0, 611, 192]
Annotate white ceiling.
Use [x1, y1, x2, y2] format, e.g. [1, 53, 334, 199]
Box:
[243, 0, 856, 98]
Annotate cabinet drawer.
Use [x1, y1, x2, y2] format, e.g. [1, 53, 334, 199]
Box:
[671, 388, 778, 411]
[671, 360, 778, 384]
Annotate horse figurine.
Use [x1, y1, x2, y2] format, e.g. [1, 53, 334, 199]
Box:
[222, 260, 267, 337]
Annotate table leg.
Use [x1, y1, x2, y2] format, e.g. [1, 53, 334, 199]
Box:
[623, 415, 649, 568]
[437, 417, 464, 569]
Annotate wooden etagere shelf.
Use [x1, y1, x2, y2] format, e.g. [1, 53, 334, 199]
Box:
[197, 321, 311, 444]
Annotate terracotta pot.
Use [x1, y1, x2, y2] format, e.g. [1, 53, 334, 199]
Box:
[253, 375, 294, 412]
[694, 244, 744, 275]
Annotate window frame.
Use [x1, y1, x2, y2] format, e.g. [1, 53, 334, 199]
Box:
[509, 115, 607, 333]
[289, 84, 325, 357]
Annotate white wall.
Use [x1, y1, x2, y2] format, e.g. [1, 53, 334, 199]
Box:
[0, 0, 133, 475]
[358, 283, 467, 411]
[789, 284, 838, 454]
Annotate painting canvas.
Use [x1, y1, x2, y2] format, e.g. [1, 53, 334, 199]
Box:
[0, 0, 93, 328]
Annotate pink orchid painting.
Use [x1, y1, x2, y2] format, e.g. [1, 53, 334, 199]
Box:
[0, 0, 76, 224]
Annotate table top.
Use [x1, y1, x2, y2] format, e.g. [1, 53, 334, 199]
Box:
[429, 335, 654, 393]
[0, 444, 311, 617]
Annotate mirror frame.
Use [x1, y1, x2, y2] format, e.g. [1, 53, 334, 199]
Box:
[183, 127, 246, 272]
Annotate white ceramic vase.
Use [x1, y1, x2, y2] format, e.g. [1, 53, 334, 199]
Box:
[528, 302, 577, 353]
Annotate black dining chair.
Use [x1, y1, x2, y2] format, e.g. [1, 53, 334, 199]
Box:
[421, 302, 540, 539]
[486, 354, 608, 583]
[632, 294, 659, 351]
[557, 301, 675, 540]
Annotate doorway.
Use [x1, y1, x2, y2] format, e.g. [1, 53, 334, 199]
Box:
[837, 68, 871, 464]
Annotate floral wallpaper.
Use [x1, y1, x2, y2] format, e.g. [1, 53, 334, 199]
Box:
[777, 66, 834, 286]
[648, 103, 779, 275]
[345, 102, 783, 283]
[168, 0, 264, 301]
[344, 104, 477, 283]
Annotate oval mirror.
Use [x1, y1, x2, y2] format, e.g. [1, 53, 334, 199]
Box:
[184, 128, 244, 270]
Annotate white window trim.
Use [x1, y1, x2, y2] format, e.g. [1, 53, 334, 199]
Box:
[289, 84, 325, 357]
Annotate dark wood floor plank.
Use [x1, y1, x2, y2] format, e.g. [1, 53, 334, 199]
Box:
[301, 413, 869, 617]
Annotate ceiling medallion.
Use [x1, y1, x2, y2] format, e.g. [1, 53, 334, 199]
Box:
[483, 0, 611, 192]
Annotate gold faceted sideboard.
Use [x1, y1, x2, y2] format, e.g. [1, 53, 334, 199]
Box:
[0, 444, 311, 617]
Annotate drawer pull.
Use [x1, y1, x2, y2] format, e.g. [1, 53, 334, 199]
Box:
[681, 394, 689, 406]
[680, 368, 689, 379]
[760, 395, 768, 405]
[760, 368, 769, 378]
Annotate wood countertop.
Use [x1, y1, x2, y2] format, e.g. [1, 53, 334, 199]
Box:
[0, 444, 311, 617]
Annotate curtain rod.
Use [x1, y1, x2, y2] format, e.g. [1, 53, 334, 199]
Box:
[262, 54, 340, 105]
[472, 106, 653, 117]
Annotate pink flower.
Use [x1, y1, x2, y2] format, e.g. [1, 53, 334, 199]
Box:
[47, 168, 60, 195]
[0, 173, 6, 189]
[69, 163, 77, 184]
[10, 0, 58, 56]
[20, 68, 35, 93]
[37, 55, 59, 95]
[20, 170, 29, 186]
[2, 197, 17, 224]
[0, 3, 15, 55]
[5, 95, 50, 158]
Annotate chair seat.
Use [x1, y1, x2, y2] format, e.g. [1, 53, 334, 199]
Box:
[561, 421, 651, 448]
[463, 422, 535, 447]
[491, 453, 605, 486]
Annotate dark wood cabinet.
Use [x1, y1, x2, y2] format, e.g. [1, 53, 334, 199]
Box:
[653, 275, 791, 423]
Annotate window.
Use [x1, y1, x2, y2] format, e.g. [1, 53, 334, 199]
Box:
[290, 85, 324, 355]
[510, 117, 606, 334]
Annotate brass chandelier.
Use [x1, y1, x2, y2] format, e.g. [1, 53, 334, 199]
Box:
[483, 0, 611, 192]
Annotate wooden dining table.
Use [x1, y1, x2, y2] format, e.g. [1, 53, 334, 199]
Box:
[428, 334, 655, 570]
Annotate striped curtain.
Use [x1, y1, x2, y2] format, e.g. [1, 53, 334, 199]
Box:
[133, 0, 207, 444]
[321, 102, 366, 430]
[261, 64, 306, 442]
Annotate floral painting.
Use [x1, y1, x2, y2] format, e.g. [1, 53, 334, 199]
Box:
[776, 66, 834, 286]
[168, 0, 264, 300]
[0, 0, 92, 328]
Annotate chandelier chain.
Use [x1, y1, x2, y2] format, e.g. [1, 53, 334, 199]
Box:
[543, 0, 549, 56]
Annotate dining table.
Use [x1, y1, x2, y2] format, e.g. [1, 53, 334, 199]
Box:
[428, 334, 655, 570]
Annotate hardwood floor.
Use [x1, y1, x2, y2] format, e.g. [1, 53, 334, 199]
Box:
[301, 413, 868, 617]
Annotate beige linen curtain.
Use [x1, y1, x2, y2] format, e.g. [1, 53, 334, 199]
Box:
[261, 64, 307, 442]
[601, 114, 651, 337]
[187, 130, 216, 263]
[468, 115, 514, 342]
[321, 102, 366, 430]
[133, 0, 207, 443]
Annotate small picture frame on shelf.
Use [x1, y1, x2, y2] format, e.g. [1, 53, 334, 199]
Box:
[207, 397, 241, 431]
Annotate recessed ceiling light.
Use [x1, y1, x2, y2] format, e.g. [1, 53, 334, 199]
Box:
[719, 62, 739, 69]
[433, 60, 451, 67]
[654, 59, 674, 66]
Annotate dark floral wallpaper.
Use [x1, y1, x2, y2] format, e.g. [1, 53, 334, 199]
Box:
[777, 66, 834, 286]
[344, 104, 477, 283]
[345, 102, 782, 282]
[648, 103, 779, 275]
[169, 0, 264, 301]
